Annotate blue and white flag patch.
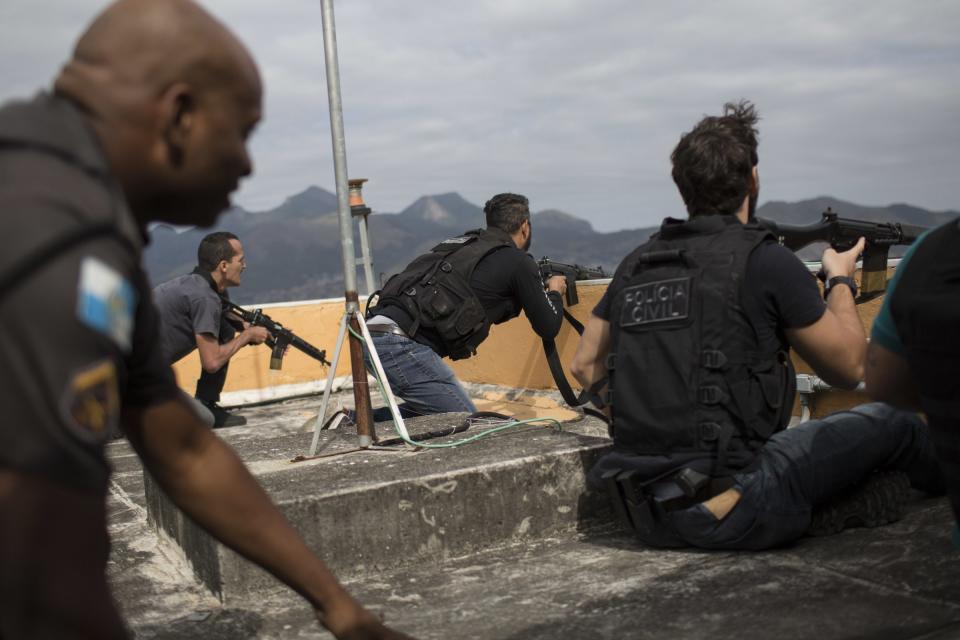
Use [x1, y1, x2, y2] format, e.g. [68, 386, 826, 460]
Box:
[76, 257, 136, 352]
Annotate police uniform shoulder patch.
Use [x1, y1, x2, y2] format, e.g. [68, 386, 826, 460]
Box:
[76, 256, 137, 352]
[61, 359, 120, 442]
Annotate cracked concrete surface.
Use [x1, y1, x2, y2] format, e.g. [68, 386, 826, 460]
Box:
[105, 393, 960, 639]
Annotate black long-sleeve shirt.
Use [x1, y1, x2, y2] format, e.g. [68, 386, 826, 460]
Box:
[472, 247, 564, 337]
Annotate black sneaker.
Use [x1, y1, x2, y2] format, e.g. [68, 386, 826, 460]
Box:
[807, 470, 910, 536]
[200, 401, 247, 428]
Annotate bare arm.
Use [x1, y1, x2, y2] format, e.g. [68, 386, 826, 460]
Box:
[123, 397, 413, 639]
[195, 325, 269, 373]
[865, 341, 922, 410]
[785, 238, 867, 389]
[571, 315, 611, 389]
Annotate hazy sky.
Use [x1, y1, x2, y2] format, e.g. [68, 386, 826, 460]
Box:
[2, 1, 957, 230]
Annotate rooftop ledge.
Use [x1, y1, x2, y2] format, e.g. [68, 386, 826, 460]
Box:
[105, 260, 960, 639]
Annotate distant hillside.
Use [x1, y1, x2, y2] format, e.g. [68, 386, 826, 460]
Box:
[143, 189, 957, 305]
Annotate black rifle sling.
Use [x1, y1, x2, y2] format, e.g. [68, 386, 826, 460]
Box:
[543, 308, 609, 421]
[0, 222, 119, 303]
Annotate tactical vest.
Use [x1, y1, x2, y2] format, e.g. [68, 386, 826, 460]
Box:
[368, 228, 513, 360]
[606, 215, 793, 473]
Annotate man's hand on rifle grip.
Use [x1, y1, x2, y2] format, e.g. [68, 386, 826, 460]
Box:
[546, 274, 568, 297]
[822, 236, 866, 280]
[244, 325, 270, 345]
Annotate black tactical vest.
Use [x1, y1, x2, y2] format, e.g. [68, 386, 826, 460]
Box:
[607, 215, 793, 473]
[368, 228, 513, 360]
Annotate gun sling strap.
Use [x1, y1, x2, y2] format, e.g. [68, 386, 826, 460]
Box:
[542, 308, 609, 422]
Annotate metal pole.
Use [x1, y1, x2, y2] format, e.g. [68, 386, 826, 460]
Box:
[357, 213, 376, 296]
[320, 0, 374, 447]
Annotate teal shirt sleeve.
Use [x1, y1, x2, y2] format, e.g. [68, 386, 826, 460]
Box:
[870, 231, 932, 354]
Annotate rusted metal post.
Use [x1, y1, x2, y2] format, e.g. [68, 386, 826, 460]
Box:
[345, 292, 374, 444]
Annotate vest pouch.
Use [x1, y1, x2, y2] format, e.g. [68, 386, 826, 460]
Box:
[419, 274, 488, 360]
[729, 360, 786, 441]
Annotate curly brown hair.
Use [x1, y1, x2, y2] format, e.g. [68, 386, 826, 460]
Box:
[671, 100, 760, 218]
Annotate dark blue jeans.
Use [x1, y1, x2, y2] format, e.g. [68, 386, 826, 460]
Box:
[637, 403, 943, 550]
[364, 333, 476, 422]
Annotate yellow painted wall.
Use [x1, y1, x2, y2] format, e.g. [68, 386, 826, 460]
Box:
[170, 285, 607, 394]
[450, 284, 606, 389]
[173, 269, 889, 420]
[171, 299, 358, 393]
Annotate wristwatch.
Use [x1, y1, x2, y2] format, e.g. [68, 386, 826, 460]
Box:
[823, 275, 858, 300]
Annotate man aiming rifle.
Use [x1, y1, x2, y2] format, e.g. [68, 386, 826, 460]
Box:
[354, 193, 568, 423]
[570, 100, 944, 551]
[154, 231, 269, 427]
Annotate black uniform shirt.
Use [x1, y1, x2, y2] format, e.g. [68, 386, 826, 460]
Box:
[588, 233, 825, 486]
[0, 93, 179, 494]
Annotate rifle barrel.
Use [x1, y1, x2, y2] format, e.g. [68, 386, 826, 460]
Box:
[289, 334, 330, 365]
[897, 223, 929, 243]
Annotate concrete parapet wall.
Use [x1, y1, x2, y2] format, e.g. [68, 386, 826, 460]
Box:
[145, 418, 614, 603]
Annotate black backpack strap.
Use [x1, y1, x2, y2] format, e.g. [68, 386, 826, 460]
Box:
[0, 222, 119, 302]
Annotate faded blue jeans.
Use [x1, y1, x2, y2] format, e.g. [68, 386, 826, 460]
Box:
[363, 333, 476, 422]
[618, 403, 944, 550]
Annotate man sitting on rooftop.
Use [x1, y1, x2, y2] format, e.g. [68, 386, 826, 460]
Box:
[570, 100, 944, 550]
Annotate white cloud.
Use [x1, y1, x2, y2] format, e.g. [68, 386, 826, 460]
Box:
[1, 0, 958, 230]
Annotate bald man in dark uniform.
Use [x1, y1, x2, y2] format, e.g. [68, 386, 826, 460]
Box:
[0, 1, 412, 638]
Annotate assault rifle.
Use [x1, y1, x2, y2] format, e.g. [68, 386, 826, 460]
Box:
[222, 300, 331, 370]
[757, 208, 927, 303]
[537, 258, 609, 307]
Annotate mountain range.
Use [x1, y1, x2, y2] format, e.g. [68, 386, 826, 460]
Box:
[144, 188, 959, 305]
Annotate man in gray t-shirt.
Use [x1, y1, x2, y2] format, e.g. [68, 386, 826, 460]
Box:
[153, 232, 268, 427]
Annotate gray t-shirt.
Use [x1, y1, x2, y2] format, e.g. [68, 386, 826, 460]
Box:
[153, 273, 231, 364]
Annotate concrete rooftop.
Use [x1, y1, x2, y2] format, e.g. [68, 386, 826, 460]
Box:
[105, 391, 960, 640]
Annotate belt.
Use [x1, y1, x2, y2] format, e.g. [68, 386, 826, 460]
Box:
[366, 324, 408, 338]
